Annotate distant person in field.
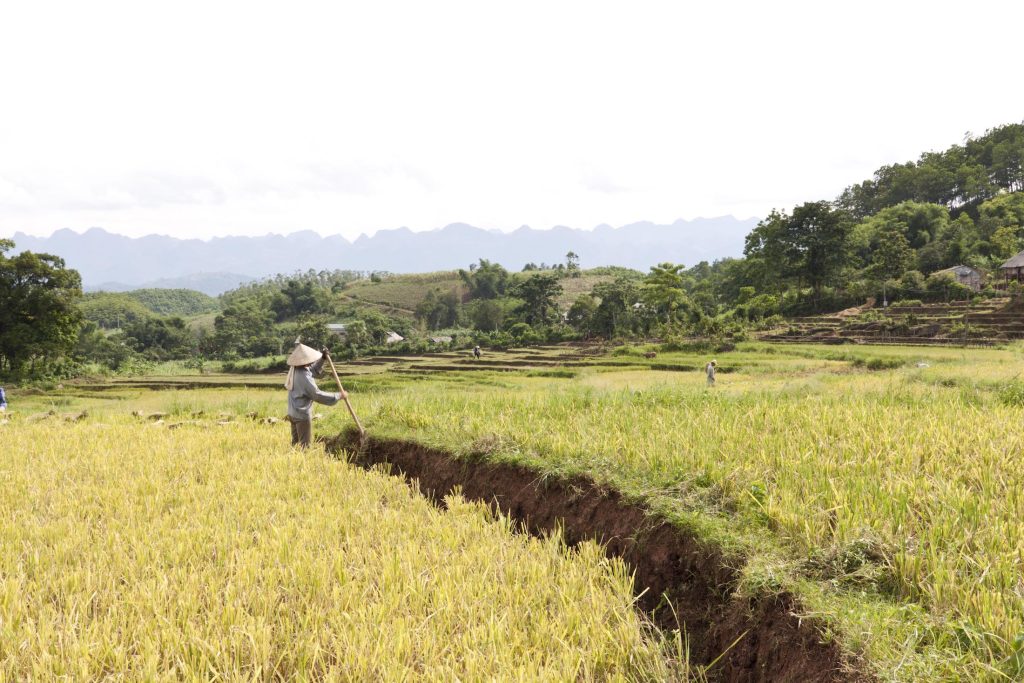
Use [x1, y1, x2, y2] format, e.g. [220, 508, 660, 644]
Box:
[0, 386, 6, 412]
[473, 345, 482, 360]
[284, 343, 345, 448]
[705, 360, 717, 387]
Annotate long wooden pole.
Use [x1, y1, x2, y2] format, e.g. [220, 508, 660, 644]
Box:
[325, 353, 365, 437]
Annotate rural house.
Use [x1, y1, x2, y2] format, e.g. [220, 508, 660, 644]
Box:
[934, 265, 984, 291]
[1001, 250, 1024, 285]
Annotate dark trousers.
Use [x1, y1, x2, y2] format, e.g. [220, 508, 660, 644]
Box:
[290, 418, 313, 448]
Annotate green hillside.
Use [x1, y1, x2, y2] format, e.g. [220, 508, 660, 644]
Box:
[81, 289, 219, 328]
[341, 271, 465, 316]
[337, 269, 624, 318]
[124, 288, 219, 316]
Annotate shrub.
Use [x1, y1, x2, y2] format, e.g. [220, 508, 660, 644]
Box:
[999, 381, 1024, 407]
[947, 322, 985, 338]
[851, 357, 904, 370]
[925, 272, 972, 302]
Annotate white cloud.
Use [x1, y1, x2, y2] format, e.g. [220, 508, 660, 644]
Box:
[1, 0, 1022, 239]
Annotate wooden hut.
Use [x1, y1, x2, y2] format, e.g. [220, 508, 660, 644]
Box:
[933, 265, 984, 291]
[1000, 251, 1024, 285]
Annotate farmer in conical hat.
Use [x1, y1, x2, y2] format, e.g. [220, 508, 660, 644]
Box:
[284, 343, 345, 447]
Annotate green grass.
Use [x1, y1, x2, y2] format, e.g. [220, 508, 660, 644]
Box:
[314, 342, 1024, 680]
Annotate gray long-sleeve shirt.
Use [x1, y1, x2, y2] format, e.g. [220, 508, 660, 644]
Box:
[287, 358, 340, 421]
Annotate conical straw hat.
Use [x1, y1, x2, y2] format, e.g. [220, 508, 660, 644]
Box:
[287, 343, 322, 367]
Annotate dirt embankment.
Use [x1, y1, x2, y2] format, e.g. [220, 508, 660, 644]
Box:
[325, 431, 872, 683]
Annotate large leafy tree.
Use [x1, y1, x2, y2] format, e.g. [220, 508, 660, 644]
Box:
[270, 278, 328, 322]
[642, 263, 692, 324]
[565, 295, 597, 336]
[990, 226, 1021, 260]
[510, 273, 562, 325]
[122, 316, 195, 360]
[0, 240, 83, 374]
[565, 251, 581, 277]
[591, 277, 640, 337]
[414, 289, 460, 330]
[990, 131, 1024, 193]
[471, 300, 505, 332]
[209, 302, 278, 358]
[459, 259, 509, 299]
[788, 201, 853, 296]
[978, 193, 1024, 242]
[745, 202, 852, 297]
[744, 209, 801, 291]
[868, 228, 914, 282]
[848, 202, 951, 274]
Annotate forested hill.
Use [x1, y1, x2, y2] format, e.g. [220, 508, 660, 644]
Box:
[731, 122, 1024, 316]
[838, 122, 1023, 218]
[120, 289, 219, 316]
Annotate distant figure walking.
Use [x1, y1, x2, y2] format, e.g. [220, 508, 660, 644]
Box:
[705, 360, 717, 387]
[0, 386, 6, 412]
[285, 343, 344, 448]
[473, 345, 482, 360]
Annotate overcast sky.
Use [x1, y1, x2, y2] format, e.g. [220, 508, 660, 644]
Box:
[1, 0, 1022, 240]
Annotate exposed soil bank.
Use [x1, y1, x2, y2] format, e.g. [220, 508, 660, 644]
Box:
[326, 431, 871, 683]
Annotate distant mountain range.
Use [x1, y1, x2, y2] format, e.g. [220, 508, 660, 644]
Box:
[8, 217, 759, 295]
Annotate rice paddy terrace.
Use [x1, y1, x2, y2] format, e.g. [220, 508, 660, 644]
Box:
[762, 297, 1024, 347]
[66, 344, 638, 393]
[6, 341, 1024, 680]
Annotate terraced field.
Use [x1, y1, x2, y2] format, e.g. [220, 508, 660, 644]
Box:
[763, 298, 1022, 346]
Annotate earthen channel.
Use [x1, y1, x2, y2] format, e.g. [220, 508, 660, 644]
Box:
[325, 430, 872, 683]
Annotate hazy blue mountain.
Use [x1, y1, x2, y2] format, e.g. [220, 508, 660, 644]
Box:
[9, 216, 758, 294]
[86, 273, 255, 296]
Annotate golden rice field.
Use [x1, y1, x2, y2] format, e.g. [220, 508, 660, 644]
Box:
[6, 341, 1024, 679]
[0, 420, 673, 681]
[318, 342, 1024, 680]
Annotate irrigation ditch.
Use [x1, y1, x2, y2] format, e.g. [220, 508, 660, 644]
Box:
[325, 429, 872, 683]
